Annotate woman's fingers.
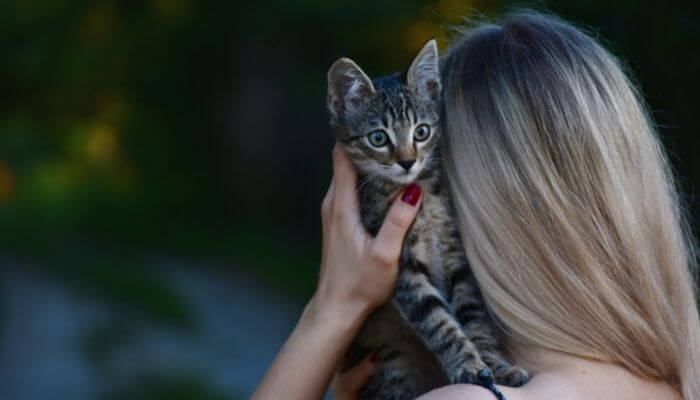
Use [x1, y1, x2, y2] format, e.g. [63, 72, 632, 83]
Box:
[321, 178, 335, 223]
[331, 354, 378, 400]
[371, 183, 422, 265]
[331, 143, 360, 218]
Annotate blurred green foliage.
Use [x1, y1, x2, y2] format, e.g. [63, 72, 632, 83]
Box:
[3, 0, 698, 293]
[0, 0, 698, 398]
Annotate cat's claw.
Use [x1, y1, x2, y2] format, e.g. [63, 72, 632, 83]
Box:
[478, 368, 494, 385]
[477, 368, 506, 400]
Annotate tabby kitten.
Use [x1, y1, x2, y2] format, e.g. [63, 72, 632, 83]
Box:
[326, 40, 528, 400]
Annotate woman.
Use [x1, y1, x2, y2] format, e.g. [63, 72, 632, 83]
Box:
[252, 11, 700, 400]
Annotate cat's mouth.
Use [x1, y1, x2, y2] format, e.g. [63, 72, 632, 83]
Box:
[378, 168, 422, 185]
[356, 159, 426, 186]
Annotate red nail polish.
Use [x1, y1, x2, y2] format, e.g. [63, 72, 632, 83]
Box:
[401, 183, 421, 206]
[370, 351, 380, 363]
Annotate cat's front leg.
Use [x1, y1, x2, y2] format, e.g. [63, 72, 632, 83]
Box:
[445, 251, 529, 388]
[393, 263, 491, 387]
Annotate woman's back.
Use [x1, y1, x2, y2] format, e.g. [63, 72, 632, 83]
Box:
[419, 348, 681, 400]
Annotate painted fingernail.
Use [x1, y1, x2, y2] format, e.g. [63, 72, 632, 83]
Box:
[369, 351, 380, 363]
[401, 183, 421, 206]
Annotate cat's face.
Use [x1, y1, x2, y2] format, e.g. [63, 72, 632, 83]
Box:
[327, 40, 441, 185]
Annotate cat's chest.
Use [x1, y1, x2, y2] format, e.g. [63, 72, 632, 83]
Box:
[408, 192, 452, 283]
[358, 182, 452, 287]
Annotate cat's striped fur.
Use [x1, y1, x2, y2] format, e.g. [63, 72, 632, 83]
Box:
[327, 40, 528, 400]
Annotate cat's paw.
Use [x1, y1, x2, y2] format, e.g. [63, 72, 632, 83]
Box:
[453, 366, 507, 400]
[475, 369, 506, 400]
[452, 362, 490, 385]
[493, 365, 529, 387]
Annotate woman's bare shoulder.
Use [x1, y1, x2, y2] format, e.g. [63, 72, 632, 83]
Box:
[416, 384, 525, 400]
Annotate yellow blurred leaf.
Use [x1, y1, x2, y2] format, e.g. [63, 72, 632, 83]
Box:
[79, 1, 118, 44]
[438, 0, 476, 20]
[86, 123, 119, 164]
[404, 20, 440, 55]
[153, 0, 191, 19]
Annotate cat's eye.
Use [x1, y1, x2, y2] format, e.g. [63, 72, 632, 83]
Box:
[414, 124, 431, 142]
[367, 130, 389, 147]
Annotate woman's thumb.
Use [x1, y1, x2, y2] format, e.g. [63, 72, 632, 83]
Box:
[372, 183, 422, 260]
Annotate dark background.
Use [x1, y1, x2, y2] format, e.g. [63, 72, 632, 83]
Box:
[1, 1, 698, 399]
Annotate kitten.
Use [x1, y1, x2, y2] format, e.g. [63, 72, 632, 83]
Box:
[327, 40, 528, 400]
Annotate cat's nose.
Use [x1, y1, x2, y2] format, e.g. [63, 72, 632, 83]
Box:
[398, 159, 416, 171]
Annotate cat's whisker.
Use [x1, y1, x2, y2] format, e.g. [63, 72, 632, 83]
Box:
[357, 175, 374, 191]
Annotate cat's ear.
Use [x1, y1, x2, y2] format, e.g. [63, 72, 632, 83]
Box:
[406, 39, 441, 101]
[327, 58, 376, 125]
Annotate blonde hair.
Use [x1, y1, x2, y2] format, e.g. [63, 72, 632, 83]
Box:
[441, 11, 699, 399]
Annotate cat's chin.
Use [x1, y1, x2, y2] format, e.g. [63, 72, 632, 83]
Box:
[377, 171, 421, 186]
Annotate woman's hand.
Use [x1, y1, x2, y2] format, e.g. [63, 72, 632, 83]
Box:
[309, 143, 423, 324]
[251, 143, 421, 400]
[330, 353, 379, 400]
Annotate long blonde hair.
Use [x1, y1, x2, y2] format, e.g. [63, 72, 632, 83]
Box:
[441, 11, 699, 399]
